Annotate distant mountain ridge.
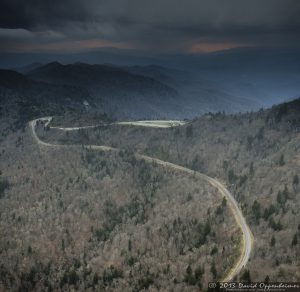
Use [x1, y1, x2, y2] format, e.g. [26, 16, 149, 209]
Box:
[122, 64, 262, 114]
[26, 62, 185, 119]
[1, 47, 300, 107]
[0, 68, 95, 132]
[0, 61, 280, 123]
[14, 62, 44, 74]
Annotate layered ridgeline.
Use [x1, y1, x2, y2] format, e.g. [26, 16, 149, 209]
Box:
[0, 69, 109, 138]
[1, 61, 261, 126]
[44, 97, 300, 283]
[26, 62, 183, 119]
[0, 61, 299, 290]
[122, 64, 261, 115]
[27, 62, 262, 117]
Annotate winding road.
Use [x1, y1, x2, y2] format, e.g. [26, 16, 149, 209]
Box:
[49, 119, 187, 131]
[29, 117, 253, 282]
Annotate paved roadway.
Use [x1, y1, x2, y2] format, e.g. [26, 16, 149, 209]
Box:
[29, 117, 253, 281]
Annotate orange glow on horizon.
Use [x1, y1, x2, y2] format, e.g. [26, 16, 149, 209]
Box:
[188, 41, 253, 53]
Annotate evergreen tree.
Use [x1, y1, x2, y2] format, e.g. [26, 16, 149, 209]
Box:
[241, 269, 251, 283]
[279, 154, 285, 166]
[292, 234, 298, 246]
[293, 175, 299, 186]
[222, 197, 227, 207]
[210, 261, 217, 279]
[252, 200, 261, 222]
[93, 272, 99, 286]
[128, 239, 132, 252]
[270, 235, 276, 246]
[249, 162, 254, 176]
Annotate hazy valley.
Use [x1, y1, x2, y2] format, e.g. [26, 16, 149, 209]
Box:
[0, 59, 300, 290]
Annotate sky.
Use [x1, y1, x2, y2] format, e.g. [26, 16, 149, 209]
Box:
[1, 0, 300, 57]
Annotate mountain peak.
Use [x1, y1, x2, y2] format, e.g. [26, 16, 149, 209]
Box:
[44, 61, 63, 68]
[0, 69, 29, 88]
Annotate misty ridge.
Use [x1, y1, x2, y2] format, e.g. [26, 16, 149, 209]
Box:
[1, 0, 300, 291]
[1, 47, 300, 122]
[0, 51, 300, 291]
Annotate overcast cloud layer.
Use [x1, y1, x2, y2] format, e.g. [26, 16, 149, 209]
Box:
[1, 0, 300, 54]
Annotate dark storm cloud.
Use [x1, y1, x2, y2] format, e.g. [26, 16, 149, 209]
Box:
[0, 0, 92, 29]
[1, 0, 300, 53]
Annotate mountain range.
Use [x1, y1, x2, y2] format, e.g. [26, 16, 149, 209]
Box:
[1, 61, 265, 122]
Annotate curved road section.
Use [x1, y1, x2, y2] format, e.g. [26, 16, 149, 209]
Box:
[50, 119, 187, 131]
[29, 117, 253, 282]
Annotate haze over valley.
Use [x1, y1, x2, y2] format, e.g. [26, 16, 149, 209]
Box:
[1, 0, 300, 291]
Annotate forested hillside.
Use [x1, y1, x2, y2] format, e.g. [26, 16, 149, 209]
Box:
[0, 124, 239, 291]
[45, 98, 300, 282]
